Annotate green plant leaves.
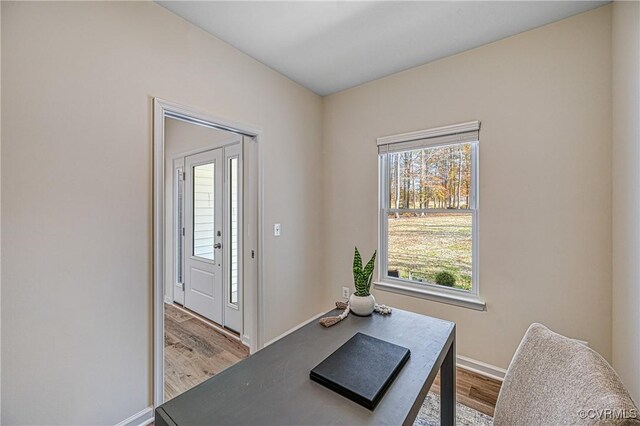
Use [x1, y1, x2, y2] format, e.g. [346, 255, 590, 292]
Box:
[353, 247, 376, 297]
[434, 270, 456, 287]
[353, 247, 362, 277]
[364, 250, 376, 288]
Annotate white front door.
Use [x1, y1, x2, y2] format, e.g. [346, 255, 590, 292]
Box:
[184, 148, 224, 324]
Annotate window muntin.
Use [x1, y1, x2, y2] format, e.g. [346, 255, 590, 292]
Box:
[380, 139, 478, 294]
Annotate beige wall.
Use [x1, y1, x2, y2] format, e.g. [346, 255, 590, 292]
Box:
[322, 6, 613, 370]
[1, 2, 327, 424]
[612, 0, 640, 404]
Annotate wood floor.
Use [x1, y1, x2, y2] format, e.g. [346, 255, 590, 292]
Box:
[432, 367, 502, 417]
[164, 303, 501, 416]
[164, 303, 249, 401]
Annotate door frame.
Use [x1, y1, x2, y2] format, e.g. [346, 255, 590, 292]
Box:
[153, 98, 264, 408]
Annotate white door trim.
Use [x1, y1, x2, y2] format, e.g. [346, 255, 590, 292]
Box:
[153, 98, 264, 408]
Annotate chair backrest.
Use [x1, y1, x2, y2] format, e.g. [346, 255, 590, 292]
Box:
[494, 323, 639, 425]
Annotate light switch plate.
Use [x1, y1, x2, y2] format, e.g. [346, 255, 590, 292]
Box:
[274, 223, 281, 237]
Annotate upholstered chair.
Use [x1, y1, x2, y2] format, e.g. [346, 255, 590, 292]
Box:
[494, 323, 639, 425]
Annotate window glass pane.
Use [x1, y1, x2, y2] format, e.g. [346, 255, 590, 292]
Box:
[389, 143, 472, 210]
[387, 212, 472, 290]
[229, 157, 239, 306]
[193, 163, 215, 261]
[176, 168, 184, 283]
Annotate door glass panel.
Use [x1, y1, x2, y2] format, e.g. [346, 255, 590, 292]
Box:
[193, 162, 215, 261]
[176, 168, 184, 283]
[229, 157, 239, 306]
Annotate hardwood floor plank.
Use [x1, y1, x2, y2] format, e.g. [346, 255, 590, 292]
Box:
[164, 321, 181, 347]
[165, 318, 224, 358]
[165, 304, 194, 323]
[164, 343, 212, 400]
[171, 303, 241, 339]
[164, 303, 249, 401]
[181, 320, 249, 359]
[431, 367, 502, 417]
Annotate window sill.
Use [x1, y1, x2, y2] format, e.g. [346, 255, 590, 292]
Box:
[374, 280, 486, 311]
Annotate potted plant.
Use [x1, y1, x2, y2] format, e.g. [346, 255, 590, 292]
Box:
[349, 247, 377, 316]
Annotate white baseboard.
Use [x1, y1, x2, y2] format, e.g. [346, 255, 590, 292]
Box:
[242, 334, 251, 348]
[164, 295, 173, 305]
[115, 406, 154, 426]
[457, 355, 506, 381]
[264, 311, 327, 347]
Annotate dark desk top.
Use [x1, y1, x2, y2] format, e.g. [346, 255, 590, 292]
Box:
[157, 307, 455, 426]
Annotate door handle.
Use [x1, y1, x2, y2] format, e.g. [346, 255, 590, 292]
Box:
[214, 243, 222, 249]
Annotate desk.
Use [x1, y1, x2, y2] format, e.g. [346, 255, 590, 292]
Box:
[156, 307, 456, 425]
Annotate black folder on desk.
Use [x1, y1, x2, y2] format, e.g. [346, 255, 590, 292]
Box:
[310, 332, 410, 410]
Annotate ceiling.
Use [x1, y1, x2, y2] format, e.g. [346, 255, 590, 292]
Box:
[157, 1, 608, 96]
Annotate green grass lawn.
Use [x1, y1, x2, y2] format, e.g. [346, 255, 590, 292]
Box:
[388, 213, 472, 290]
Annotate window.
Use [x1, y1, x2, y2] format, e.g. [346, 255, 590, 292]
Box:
[378, 121, 482, 309]
[175, 167, 184, 285]
[193, 162, 215, 261]
[229, 156, 239, 306]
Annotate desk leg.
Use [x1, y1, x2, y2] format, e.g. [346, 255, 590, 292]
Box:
[441, 335, 456, 426]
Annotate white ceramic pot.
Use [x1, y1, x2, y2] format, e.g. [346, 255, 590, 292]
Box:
[349, 293, 376, 316]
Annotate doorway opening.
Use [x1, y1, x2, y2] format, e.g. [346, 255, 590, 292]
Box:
[153, 99, 263, 406]
[170, 139, 242, 330]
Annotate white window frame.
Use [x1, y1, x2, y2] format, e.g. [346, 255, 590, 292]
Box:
[376, 121, 485, 311]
